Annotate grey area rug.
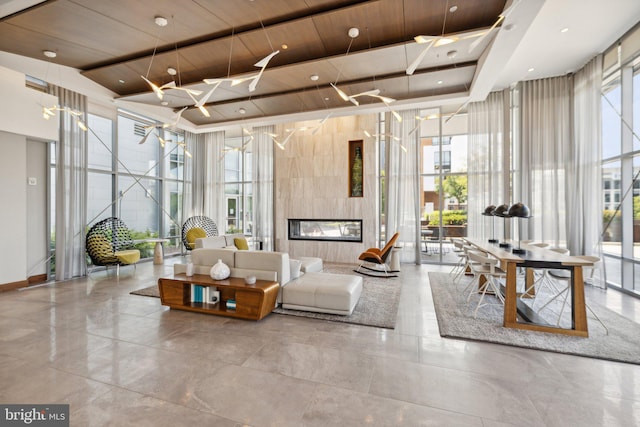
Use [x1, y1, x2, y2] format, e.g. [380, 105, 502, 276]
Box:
[429, 272, 640, 364]
[273, 263, 402, 329]
[131, 263, 402, 329]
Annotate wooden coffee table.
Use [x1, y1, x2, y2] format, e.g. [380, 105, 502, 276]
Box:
[158, 274, 279, 321]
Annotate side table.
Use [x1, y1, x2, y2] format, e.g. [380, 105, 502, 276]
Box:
[389, 246, 402, 272]
[139, 238, 170, 264]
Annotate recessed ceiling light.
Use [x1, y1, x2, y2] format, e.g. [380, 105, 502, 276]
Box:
[167, 67, 177, 76]
[154, 16, 168, 27]
[310, 74, 319, 81]
[43, 50, 56, 58]
[449, 5, 458, 13]
[348, 27, 359, 38]
[528, 67, 535, 72]
[238, 107, 246, 114]
[437, 80, 443, 85]
[161, 101, 169, 106]
[118, 79, 125, 84]
[560, 27, 569, 33]
[446, 50, 457, 59]
[281, 44, 288, 50]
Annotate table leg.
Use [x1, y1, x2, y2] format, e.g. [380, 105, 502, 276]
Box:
[503, 262, 518, 328]
[153, 241, 164, 264]
[572, 266, 588, 333]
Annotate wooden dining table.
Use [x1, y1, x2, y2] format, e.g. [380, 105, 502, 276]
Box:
[465, 238, 593, 337]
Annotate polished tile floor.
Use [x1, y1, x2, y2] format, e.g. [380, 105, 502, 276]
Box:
[1, 258, 640, 426]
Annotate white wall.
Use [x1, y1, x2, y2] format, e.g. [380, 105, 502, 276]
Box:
[0, 132, 27, 285]
[26, 140, 48, 277]
[0, 65, 58, 141]
[0, 66, 57, 286]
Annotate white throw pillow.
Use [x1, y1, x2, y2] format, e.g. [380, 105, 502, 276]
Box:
[290, 259, 302, 279]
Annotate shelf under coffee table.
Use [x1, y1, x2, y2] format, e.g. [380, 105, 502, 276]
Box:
[158, 273, 279, 321]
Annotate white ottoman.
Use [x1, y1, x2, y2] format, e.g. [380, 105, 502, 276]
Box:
[282, 272, 363, 315]
[295, 257, 323, 273]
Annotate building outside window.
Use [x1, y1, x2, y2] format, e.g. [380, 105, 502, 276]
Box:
[223, 136, 253, 235]
[600, 43, 640, 294]
[420, 109, 468, 264]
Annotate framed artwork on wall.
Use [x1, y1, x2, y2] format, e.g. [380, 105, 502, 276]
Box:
[348, 140, 363, 197]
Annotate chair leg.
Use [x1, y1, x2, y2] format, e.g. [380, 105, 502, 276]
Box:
[552, 285, 608, 335]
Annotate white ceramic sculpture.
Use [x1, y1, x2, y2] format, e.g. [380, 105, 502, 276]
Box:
[210, 259, 230, 280]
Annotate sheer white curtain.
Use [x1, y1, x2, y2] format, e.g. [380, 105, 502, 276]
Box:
[386, 109, 421, 263]
[518, 76, 572, 246]
[568, 55, 603, 256]
[467, 91, 509, 242]
[49, 85, 88, 280]
[185, 131, 225, 229]
[252, 125, 274, 250]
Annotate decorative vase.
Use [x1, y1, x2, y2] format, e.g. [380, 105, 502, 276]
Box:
[210, 259, 230, 280]
[186, 262, 194, 277]
[351, 146, 363, 197]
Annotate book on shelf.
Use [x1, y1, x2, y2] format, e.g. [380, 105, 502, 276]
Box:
[226, 298, 236, 310]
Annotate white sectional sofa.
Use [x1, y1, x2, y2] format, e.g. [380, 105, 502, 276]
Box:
[195, 234, 247, 249]
[174, 246, 363, 316]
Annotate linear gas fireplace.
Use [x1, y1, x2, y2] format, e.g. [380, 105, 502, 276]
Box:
[288, 219, 362, 242]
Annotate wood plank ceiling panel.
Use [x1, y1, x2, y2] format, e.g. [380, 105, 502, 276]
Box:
[0, 24, 112, 68]
[1, 1, 158, 60]
[311, 0, 405, 57]
[237, 17, 327, 66]
[67, 0, 229, 49]
[402, 0, 506, 37]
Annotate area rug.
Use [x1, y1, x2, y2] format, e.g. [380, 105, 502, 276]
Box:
[130, 285, 160, 297]
[131, 263, 402, 329]
[429, 272, 640, 364]
[272, 263, 402, 329]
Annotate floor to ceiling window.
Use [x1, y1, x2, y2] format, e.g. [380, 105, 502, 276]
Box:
[601, 35, 640, 295]
[74, 110, 187, 269]
[419, 108, 468, 264]
[377, 112, 387, 246]
[223, 135, 253, 235]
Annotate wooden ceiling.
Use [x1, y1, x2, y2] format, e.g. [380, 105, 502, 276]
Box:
[0, 0, 507, 127]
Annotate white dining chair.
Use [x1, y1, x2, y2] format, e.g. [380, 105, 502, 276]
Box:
[541, 255, 608, 334]
[464, 251, 506, 318]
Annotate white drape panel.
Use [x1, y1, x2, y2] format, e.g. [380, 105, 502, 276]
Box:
[519, 77, 572, 247]
[252, 125, 274, 251]
[468, 92, 508, 241]
[183, 132, 199, 221]
[568, 55, 603, 256]
[49, 85, 88, 280]
[386, 109, 421, 264]
[185, 131, 225, 229]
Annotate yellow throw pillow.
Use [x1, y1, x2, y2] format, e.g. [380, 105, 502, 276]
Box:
[234, 237, 249, 250]
[185, 227, 207, 248]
